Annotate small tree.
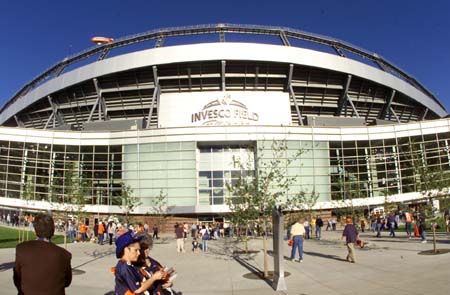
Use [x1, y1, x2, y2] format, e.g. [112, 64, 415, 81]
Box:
[119, 182, 142, 225]
[227, 139, 305, 278]
[226, 175, 259, 252]
[62, 162, 90, 248]
[148, 190, 173, 234]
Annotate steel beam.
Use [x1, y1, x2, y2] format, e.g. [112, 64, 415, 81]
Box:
[44, 113, 54, 129]
[89, 78, 108, 121]
[47, 96, 65, 127]
[347, 96, 360, 118]
[87, 79, 104, 122]
[421, 108, 429, 121]
[187, 68, 192, 91]
[55, 63, 67, 77]
[221, 60, 226, 91]
[14, 115, 24, 128]
[390, 106, 401, 123]
[379, 89, 396, 120]
[287, 64, 294, 91]
[335, 75, 352, 116]
[255, 66, 259, 89]
[155, 36, 165, 48]
[332, 46, 346, 57]
[146, 66, 159, 129]
[98, 48, 111, 60]
[289, 85, 303, 126]
[280, 31, 290, 46]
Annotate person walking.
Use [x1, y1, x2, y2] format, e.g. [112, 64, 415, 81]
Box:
[175, 223, 185, 253]
[152, 224, 159, 239]
[107, 221, 117, 245]
[342, 217, 359, 263]
[14, 213, 72, 295]
[315, 216, 323, 240]
[310, 216, 316, 239]
[303, 218, 310, 240]
[376, 215, 382, 238]
[289, 218, 306, 262]
[98, 221, 105, 245]
[404, 211, 413, 238]
[200, 225, 210, 252]
[419, 214, 427, 243]
[387, 213, 396, 237]
[191, 222, 197, 238]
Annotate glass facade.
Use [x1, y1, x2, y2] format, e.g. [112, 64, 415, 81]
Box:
[1, 120, 450, 213]
[198, 145, 255, 205]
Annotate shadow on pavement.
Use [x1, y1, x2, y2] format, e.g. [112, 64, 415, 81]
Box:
[232, 255, 272, 287]
[303, 251, 347, 262]
[0, 261, 14, 272]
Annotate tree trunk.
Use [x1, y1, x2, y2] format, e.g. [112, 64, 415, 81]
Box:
[245, 224, 249, 253]
[18, 224, 22, 243]
[64, 224, 68, 249]
[262, 220, 269, 278]
[432, 225, 437, 254]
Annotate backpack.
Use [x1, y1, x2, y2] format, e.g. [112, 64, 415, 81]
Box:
[202, 230, 210, 240]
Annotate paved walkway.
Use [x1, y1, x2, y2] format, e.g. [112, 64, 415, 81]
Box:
[1, 229, 449, 294]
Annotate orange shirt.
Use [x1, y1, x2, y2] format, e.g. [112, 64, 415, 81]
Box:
[98, 223, 105, 234]
[79, 223, 87, 233]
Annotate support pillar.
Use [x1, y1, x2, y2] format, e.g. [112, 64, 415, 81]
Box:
[272, 205, 287, 291]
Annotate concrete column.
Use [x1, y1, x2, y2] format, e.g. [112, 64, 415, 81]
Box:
[272, 206, 287, 291]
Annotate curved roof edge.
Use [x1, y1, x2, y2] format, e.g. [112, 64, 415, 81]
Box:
[0, 42, 446, 124]
[1, 23, 446, 114]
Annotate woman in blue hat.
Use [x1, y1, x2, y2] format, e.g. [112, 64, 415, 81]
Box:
[113, 231, 165, 295]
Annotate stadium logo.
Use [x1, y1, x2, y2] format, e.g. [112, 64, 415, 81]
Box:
[191, 93, 259, 126]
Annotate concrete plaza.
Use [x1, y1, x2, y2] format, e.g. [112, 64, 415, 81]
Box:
[1, 229, 449, 294]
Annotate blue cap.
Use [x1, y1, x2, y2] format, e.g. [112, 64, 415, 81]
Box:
[115, 230, 143, 258]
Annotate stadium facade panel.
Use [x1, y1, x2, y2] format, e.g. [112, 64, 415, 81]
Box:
[0, 24, 448, 217]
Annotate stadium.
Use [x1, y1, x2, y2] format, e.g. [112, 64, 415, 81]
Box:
[0, 24, 449, 223]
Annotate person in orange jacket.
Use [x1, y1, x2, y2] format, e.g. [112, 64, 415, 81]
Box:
[98, 221, 105, 245]
[79, 222, 87, 242]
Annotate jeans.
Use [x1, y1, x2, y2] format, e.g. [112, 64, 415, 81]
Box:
[421, 229, 427, 241]
[202, 239, 208, 252]
[109, 233, 114, 245]
[376, 224, 382, 237]
[405, 222, 412, 237]
[304, 227, 310, 239]
[290, 235, 304, 260]
[389, 222, 396, 237]
[316, 227, 322, 239]
[98, 233, 104, 245]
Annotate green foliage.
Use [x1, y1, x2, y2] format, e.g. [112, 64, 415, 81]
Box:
[119, 182, 142, 225]
[63, 162, 90, 220]
[148, 190, 172, 229]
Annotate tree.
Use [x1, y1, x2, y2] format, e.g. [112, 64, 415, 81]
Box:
[61, 162, 90, 248]
[227, 139, 305, 278]
[399, 140, 450, 253]
[226, 175, 259, 252]
[119, 182, 142, 225]
[148, 190, 173, 233]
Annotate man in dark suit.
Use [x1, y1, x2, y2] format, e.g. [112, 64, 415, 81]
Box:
[13, 213, 72, 295]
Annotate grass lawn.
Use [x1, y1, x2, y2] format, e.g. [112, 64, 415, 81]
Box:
[0, 226, 65, 249]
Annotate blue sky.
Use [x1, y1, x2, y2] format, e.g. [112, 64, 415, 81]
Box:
[1, 0, 450, 110]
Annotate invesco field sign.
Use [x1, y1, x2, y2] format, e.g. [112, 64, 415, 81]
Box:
[158, 91, 292, 128]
